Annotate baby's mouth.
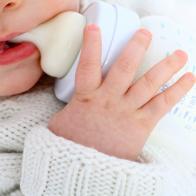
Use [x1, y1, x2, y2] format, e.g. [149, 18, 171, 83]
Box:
[0, 41, 21, 54]
[0, 39, 38, 65]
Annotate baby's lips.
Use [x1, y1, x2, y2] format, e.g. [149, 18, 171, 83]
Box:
[0, 42, 7, 51]
[0, 41, 38, 65]
[25, 41, 40, 54]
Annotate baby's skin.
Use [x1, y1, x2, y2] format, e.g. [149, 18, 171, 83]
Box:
[0, 0, 79, 95]
[0, 0, 195, 160]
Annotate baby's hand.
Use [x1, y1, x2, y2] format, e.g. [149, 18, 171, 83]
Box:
[48, 25, 195, 160]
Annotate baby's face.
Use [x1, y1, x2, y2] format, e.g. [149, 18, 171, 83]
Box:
[0, 0, 79, 96]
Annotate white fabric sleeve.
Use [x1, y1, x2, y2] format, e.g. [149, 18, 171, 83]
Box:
[0, 154, 22, 194]
[2, 190, 23, 196]
[20, 126, 168, 196]
[0, 84, 64, 194]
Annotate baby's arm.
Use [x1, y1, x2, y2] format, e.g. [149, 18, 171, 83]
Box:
[48, 25, 195, 160]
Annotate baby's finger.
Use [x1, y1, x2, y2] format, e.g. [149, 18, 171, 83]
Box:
[126, 50, 188, 109]
[75, 24, 102, 96]
[141, 73, 195, 125]
[101, 29, 152, 97]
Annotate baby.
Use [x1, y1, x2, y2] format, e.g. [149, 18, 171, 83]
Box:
[0, 0, 195, 196]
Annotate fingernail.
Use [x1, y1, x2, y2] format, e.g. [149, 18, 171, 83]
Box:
[174, 50, 188, 60]
[86, 24, 99, 31]
[138, 29, 152, 37]
[187, 73, 196, 83]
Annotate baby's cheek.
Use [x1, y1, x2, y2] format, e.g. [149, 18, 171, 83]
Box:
[0, 52, 43, 96]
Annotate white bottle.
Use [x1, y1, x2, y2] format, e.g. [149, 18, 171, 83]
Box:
[12, 1, 140, 102]
[54, 2, 140, 102]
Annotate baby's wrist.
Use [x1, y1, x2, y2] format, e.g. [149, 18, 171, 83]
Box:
[48, 116, 139, 161]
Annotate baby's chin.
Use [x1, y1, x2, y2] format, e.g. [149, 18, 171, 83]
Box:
[0, 51, 43, 97]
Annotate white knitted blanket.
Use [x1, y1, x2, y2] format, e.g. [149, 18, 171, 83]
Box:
[0, 1, 196, 196]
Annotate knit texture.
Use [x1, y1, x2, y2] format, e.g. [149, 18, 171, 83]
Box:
[0, 1, 196, 196]
[0, 76, 195, 196]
